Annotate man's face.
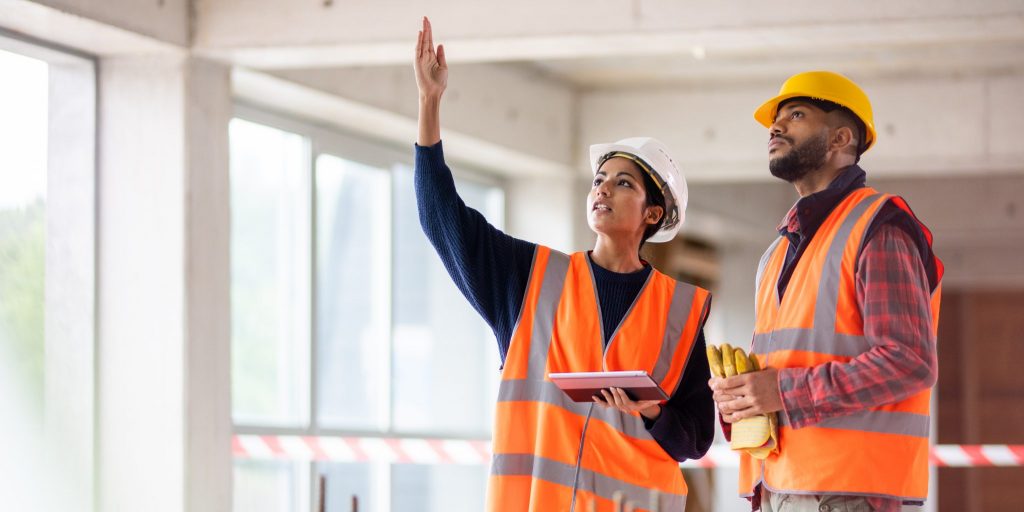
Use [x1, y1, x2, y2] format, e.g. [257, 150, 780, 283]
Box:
[768, 101, 830, 182]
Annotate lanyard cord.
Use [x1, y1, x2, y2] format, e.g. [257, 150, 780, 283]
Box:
[569, 402, 596, 512]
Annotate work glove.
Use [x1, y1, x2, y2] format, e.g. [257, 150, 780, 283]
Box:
[707, 344, 779, 459]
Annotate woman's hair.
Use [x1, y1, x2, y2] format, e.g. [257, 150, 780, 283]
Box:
[639, 168, 667, 248]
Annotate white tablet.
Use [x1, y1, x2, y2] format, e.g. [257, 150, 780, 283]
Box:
[548, 370, 669, 402]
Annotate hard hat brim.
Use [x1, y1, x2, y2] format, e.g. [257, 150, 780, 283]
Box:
[753, 92, 877, 151]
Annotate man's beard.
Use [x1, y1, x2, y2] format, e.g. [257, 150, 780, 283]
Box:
[769, 131, 828, 182]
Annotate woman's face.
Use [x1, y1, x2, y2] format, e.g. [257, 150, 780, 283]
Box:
[587, 157, 661, 241]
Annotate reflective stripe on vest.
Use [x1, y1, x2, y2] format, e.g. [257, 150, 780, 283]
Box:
[741, 188, 942, 502]
[491, 454, 686, 512]
[489, 247, 710, 512]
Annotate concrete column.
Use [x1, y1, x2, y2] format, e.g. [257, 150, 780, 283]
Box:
[96, 53, 231, 512]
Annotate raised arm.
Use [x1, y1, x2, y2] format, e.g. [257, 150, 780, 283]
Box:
[414, 17, 446, 146]
[411, 17, 536, 361]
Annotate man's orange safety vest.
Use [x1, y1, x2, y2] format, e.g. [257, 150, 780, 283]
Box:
[740, 187, 943, 502]
[487, 248, 711, 512]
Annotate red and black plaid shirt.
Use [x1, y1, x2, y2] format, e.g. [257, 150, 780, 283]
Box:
[741, 167, 938, 512]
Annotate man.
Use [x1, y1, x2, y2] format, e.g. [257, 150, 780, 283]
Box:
[709, 71, 943, 511]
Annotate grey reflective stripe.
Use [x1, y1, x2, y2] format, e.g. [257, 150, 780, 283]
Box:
[651, 281, 698, 385]
[491, 453, 686, 511]
[856, 194, 892, 258]
[526, 250, 571, 380]
[776, 409, 930, 438]
[756, 237, 784, 296]
[751, 329, 872, 357]
[509, 246, 541, 339]
[496, 379, 653, 440]
[813, 193, 884, 333]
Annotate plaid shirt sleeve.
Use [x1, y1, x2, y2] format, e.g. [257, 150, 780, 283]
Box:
[777, 222, 937, 429]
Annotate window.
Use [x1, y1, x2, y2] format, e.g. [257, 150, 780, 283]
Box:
[315, 154, 391, 430]
[230, 118, 311, 428]
[0, 46, 48, 427]
[231, 110, 504, 512]
[0, 35, 96, 511]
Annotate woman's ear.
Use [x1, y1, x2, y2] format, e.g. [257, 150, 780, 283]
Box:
[645, 205, 664, 226]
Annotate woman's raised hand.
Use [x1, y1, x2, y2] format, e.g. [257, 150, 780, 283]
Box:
[414, 17, 447, 101]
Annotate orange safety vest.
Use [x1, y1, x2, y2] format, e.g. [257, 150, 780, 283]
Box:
[487, 248, 711, 512]
[739, 187, 943, 502]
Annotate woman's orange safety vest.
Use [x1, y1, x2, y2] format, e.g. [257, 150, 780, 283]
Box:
[740, 187, 943, 502]
[487, 248, 711, 512]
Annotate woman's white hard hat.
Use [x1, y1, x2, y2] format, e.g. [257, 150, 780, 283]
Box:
[588, 137, 687, 243]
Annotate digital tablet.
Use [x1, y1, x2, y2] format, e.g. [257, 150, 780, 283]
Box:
[548, 370, 669, 402]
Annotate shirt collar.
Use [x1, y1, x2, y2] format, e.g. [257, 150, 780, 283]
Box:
[776, 165, 867, 237]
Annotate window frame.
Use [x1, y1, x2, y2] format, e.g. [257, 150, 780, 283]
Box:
[230, 103, 507, 443]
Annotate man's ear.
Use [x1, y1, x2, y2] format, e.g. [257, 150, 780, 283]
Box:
[831, 125, 855, 153]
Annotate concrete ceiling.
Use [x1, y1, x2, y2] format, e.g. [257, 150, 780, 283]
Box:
[9, 1, 1024, 182]
[3, 0, 1022, 281]
[531, 40, 1024, 89]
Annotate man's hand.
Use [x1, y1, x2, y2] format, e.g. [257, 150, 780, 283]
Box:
[709, 368, 783, 423]
[593, 387, 663, 420]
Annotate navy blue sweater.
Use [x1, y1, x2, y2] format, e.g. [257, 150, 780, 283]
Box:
[414, 141, 714, 462]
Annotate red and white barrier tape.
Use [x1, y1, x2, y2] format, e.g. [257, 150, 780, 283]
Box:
[233, 435, 1024, 468]
[233, 435, 491, 466]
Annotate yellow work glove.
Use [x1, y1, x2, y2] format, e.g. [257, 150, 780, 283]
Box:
[706, 344, 779, 459]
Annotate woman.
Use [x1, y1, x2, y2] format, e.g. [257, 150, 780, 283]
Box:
[413, 17, 713, 512]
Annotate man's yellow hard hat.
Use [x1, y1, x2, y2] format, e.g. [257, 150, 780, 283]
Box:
[754, 71, 877, 152]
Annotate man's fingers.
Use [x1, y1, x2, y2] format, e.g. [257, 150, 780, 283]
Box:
[712, 389, 739, 404]
[709, 376, 742, 393]
[717, 375, 749, 391]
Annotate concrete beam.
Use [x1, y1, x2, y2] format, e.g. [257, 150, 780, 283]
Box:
[579, 73, 1024, 182]
[233, 67, 576, 177]
[269, 63, 576, 168]
[0, 0, 182, 56]
[193, 0, 1024, 68]
[27, 0, 189, 46]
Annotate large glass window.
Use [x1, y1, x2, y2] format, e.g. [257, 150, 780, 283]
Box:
[0, 37, 96, 511]
[0, 47, 48, 425]
[231, 113, 505, 512]
[316, 154, 391, 430]
[234, 460, 310, 512]
[230, 118, 311, 428]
